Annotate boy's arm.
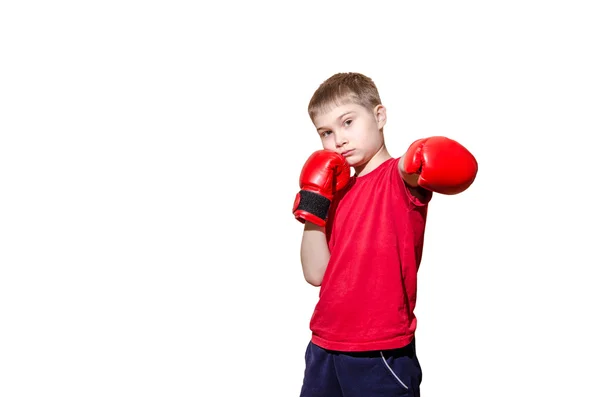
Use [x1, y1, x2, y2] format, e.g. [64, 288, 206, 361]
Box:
[398, 159, 431, 202]
[300, 222, 330, 287]
[399, 136, 478, 197]
[293, 150, 349, 286]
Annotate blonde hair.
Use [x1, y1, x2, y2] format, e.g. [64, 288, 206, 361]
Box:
[308, 72, 382, 122]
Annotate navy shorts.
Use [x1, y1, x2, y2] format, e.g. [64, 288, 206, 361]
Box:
[300, 338, 422, 397]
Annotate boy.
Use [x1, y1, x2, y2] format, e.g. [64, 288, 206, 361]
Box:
[292, 72, 478, 396]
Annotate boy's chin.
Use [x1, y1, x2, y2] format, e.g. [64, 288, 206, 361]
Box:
[346, 158, 364, 168]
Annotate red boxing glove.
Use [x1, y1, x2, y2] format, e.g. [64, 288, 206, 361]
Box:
[293, 150, 351, 226]
[402, 136, 478, 195]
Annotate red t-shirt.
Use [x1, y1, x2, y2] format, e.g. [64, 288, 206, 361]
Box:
[310, 157, 432, 351]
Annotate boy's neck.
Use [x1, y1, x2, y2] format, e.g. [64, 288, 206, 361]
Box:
[353, 145, 392, 177]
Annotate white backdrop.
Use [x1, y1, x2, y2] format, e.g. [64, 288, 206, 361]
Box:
[1, 1, 599, 396]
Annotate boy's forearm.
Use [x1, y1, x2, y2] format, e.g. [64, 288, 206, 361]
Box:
[300, 222, 330, 286]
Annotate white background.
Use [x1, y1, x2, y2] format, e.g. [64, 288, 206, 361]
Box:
[1, 1, 599, 396]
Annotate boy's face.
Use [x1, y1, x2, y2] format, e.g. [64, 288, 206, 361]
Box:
[313, 102, 386, 168]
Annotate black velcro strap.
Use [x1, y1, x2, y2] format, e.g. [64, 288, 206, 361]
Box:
[296, 190, 331, 221]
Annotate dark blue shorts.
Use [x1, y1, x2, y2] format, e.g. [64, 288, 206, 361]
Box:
[300, 338, 422, 397]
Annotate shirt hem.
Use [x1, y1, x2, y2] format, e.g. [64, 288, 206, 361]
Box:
[311, 333, 414, 352]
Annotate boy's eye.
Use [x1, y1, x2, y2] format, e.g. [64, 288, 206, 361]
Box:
[321, 131, 332, 137]
[344, 119, 352, 126]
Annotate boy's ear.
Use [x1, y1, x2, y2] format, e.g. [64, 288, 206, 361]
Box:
[374, 105, 387, 129]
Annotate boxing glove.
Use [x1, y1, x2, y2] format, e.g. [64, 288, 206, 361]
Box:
[293, 150, 351, 226]
[402, 136, 478, 195]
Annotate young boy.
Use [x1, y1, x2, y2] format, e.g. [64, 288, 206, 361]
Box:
[292, 72, 478, 396]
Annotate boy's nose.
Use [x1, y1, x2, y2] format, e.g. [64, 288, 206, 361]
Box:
[335, 132, 348, 147]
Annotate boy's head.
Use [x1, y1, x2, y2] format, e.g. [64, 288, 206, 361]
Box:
[308, 72, 387, 168]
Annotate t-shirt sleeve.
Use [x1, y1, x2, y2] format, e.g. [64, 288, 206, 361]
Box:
[392, 157, 433, 207]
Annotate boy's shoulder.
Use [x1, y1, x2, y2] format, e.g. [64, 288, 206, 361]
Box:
[352, 157, 432, 205]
